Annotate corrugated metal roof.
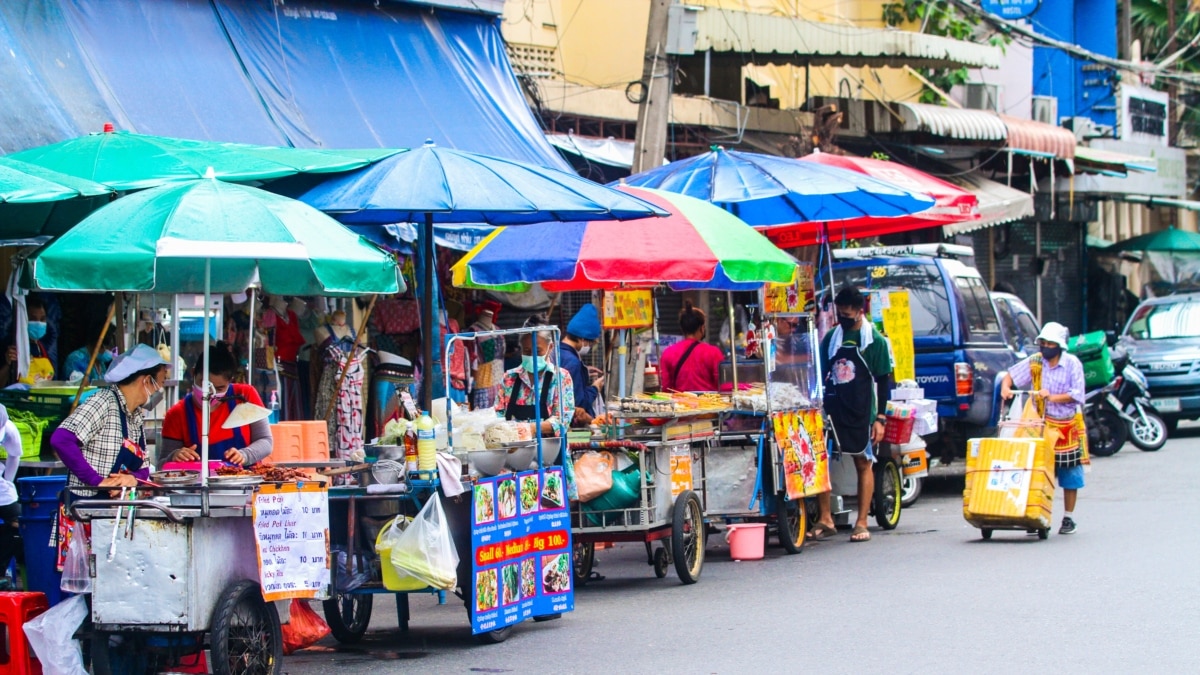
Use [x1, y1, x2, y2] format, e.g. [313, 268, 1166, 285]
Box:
[1075, 146, 1157, 173]
[693, 9, 1002, 69]
[999, 115, 1076, 160]
[896, 103, 1008, 141]
[942, 172, 1035, 235]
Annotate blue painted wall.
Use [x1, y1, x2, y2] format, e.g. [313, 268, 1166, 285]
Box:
[1031, 0, 1118, 128]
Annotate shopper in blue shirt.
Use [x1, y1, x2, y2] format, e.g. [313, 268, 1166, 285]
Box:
[560, 304, 605, 426]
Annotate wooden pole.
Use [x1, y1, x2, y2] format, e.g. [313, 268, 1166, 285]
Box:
[318, 295, 378, 422]
[71, 299, 118, 412]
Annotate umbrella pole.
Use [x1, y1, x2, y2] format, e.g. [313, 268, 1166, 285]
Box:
[201, 259, 212, 488]
[421, 212, 436, 411]
[728, 292, 738, 392]
[618, 329, 626, 398]
[247, 288, 255, 392]
[70, 299, 118, 412]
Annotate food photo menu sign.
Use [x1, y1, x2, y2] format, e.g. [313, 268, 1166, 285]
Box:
[470, 468, 574, 633]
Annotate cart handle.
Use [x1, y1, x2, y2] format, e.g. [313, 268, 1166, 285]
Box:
[67, 499, 184, 523]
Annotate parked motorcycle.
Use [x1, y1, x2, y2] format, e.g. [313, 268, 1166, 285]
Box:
[1111, 359, 1169, 452]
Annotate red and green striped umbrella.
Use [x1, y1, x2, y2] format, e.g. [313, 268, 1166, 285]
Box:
[451, 186, 796, 292]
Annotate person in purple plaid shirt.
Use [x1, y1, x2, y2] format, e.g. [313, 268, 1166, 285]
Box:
[1000, 322, 1087, 535]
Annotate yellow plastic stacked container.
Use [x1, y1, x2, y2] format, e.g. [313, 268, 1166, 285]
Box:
[963, 437, 1056, 531]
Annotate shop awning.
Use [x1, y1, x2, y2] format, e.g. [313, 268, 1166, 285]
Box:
[694, 8, 1002, 69]
[942, 172, 1035, 235]
[1118, 195, 1200, 212]
[545, 134, 635, 168]
[896, 103, 1008, 142]
[0, 0, 567, 169]
[1074, 146, 1158, 175]
[999, 115, 1076, 160]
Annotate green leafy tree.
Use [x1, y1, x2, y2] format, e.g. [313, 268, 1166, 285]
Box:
[883, 0, 1008, 104]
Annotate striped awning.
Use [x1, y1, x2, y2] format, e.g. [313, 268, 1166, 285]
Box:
[1074, 146, 1157, 175]
[942, 172, 1035, 235]
[893, 103, 1075, 159]
[999, 115, 1076, 160]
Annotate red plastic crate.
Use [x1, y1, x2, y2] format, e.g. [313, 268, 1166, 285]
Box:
[883, 416, 915, 445]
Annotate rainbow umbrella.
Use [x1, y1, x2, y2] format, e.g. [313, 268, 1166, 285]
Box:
[451, 186, 796, 292]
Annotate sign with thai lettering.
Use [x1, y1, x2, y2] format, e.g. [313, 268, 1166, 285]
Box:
[253, 482, 331, 602]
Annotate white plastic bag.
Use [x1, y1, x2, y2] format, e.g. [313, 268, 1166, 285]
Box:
[388, 498, 459, 591]
[25, 594, 88, 675]
[60, 521, 91, 594]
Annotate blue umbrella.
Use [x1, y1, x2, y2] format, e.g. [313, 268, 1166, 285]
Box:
[300, 140, 667, 409]
[621, 147, 935, 227]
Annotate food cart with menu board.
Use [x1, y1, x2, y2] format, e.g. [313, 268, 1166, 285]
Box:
[322, 325, 575, 646]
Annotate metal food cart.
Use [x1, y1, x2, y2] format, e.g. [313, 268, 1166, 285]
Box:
[69, 484, 289, 675]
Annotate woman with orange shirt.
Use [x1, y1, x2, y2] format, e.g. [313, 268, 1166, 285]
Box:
[161, 342, 273, 466]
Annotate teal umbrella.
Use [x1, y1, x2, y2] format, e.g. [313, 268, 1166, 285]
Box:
[0, 157, 113, 243]
[28, 173, 402, 296]
[1107, 226, 1200, 253]
[10, 127, 399, 191]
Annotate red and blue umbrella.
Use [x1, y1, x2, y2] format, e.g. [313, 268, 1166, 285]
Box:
[451, 186, 797, 292]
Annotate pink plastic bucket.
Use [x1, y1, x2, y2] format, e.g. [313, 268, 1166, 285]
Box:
[726, 523, 766, 561]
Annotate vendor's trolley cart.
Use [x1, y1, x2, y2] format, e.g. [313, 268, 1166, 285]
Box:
[709, 311, 829, 551]
[569, 415, 708, 585]
[70, 486, 289, 675]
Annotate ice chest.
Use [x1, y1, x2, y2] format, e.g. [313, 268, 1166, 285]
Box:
[1068, 331, 1114, 389]
[963, 438, 1054, 530]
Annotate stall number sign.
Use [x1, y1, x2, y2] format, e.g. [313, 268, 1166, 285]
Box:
[470, 468, 574, 634]
[762, 262, 815, 314]
[670, 446, 693, 497]
[253, 482, 331, 602]
[602, 290, 654, 329]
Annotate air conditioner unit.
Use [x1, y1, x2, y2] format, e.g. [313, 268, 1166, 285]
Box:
[964, 83, 999, 111]
[1032, 96, 1058, 125]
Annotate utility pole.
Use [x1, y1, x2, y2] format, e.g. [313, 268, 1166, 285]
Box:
[632, 0, 674, 174]
[1118, 0, 1132, 60]
[1168, 0, 1178, 143]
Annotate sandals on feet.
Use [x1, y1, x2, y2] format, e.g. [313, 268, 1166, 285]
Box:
[806, 523, 837, 541]
[850, 526, 871, 542]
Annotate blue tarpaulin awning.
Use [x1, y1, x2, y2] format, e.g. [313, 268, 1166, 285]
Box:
[0, 0, 566, 169]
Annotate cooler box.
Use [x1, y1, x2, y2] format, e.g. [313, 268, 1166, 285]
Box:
[1068, 331, 1114, 389]
[963, 438, 1054, 531]
[16, 476, 67, 607]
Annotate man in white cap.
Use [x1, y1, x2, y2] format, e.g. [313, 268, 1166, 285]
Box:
[1000, 321, 1088, 535]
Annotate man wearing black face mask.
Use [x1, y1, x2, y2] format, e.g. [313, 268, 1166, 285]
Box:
[810, 287, 894, 543]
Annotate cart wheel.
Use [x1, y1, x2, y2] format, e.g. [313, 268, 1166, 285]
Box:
[671, 490, 705, 584]
[981, 529, 993, 540]
[653, 547, 669, 578]
[573, 541, 595, 587]
[1037, 529, 1049, 540]
[210, 580, 283, 675]
[473, 625, 513, 644]
[322, 592, 373, 643]
[776, 493, 806, 555]
[873, 460, 902, 530]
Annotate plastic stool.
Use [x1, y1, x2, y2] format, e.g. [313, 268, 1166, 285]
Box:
[0, 591, 48, 675]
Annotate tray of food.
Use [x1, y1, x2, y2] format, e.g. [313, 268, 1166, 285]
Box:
[150, 470, 200, 486]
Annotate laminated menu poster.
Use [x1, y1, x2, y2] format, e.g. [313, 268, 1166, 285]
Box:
[773, 409, 830, 500]
[470, 468, 574, 634]
[252, 482, 331, 602]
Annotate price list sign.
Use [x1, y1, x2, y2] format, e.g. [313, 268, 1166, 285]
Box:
[470, 468, 574, 634]
[253, 482, 331, 602]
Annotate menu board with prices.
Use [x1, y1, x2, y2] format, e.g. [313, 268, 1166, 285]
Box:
[602, 290, 654, 329]
[253, 482, 331, 602]
[470, 468, 574, 634]
[762, 262, 815, 314]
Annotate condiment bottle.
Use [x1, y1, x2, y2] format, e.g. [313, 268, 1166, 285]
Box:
[403, 421, 418, 473]
[416, 412, 437, 472]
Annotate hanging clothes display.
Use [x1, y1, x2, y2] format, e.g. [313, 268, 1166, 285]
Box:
[268, 297, 307, 421]
[468, 303, 505, 409]
[314, 319, 367, 463]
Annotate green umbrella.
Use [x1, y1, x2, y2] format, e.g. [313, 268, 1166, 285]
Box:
[28, 173, 403, 296]
[1107, 226, 1200, 253]
[0, 157, 113, 242]
[10, 127, 400, 191]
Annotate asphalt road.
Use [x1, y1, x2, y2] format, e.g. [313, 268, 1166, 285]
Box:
[283, 423, 1200, 674]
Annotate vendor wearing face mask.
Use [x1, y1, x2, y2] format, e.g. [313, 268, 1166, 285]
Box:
[50, 345, 168, 570]
[161, 342, 273, 467]
[1, 297, 55, 385]
[559, 304, 605, 426]
[495, 315, 576, 438]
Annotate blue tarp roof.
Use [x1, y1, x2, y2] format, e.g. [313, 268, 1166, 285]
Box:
[0, 0, 567, 169]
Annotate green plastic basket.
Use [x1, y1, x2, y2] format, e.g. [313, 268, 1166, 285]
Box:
[6, 414, 47, 459]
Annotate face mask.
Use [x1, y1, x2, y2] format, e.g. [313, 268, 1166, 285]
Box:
[193, 384, 229, 406]
[522, 354, 552, 372]
[142, 378, 164, 411]
[578, 344, 591, 356]
[836, 315, 859, 332]
[27, 322, 47, 341]
[1039, 345, 1062, 360]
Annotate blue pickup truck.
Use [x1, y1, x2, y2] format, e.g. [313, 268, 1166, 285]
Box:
[832, 245, 1022, 462]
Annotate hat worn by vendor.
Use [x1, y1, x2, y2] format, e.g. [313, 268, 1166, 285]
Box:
[566, 304, 601, 341]
[104, 344, 170, 383]
[1036, 322, 1070, 349]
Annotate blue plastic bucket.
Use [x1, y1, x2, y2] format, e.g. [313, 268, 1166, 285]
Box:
[17, 475, 66, 606]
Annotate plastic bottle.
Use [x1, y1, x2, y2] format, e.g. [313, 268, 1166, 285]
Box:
[403, 421, 418, 473]
[268, 391, 280, 424]
[416, 412, 437, 472]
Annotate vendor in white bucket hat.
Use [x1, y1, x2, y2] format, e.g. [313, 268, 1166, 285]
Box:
[1000, 321, 1088, 535]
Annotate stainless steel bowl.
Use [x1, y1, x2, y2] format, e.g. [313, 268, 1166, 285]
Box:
[469, 449, 508, 477]
[151, 470, 200, 486]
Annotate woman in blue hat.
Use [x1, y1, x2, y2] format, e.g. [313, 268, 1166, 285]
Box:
[560, 304, 605, 426]
[49, 344, 170, 568]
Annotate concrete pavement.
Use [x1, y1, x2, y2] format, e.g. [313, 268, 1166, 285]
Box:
[283, 423, 1200, 674]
